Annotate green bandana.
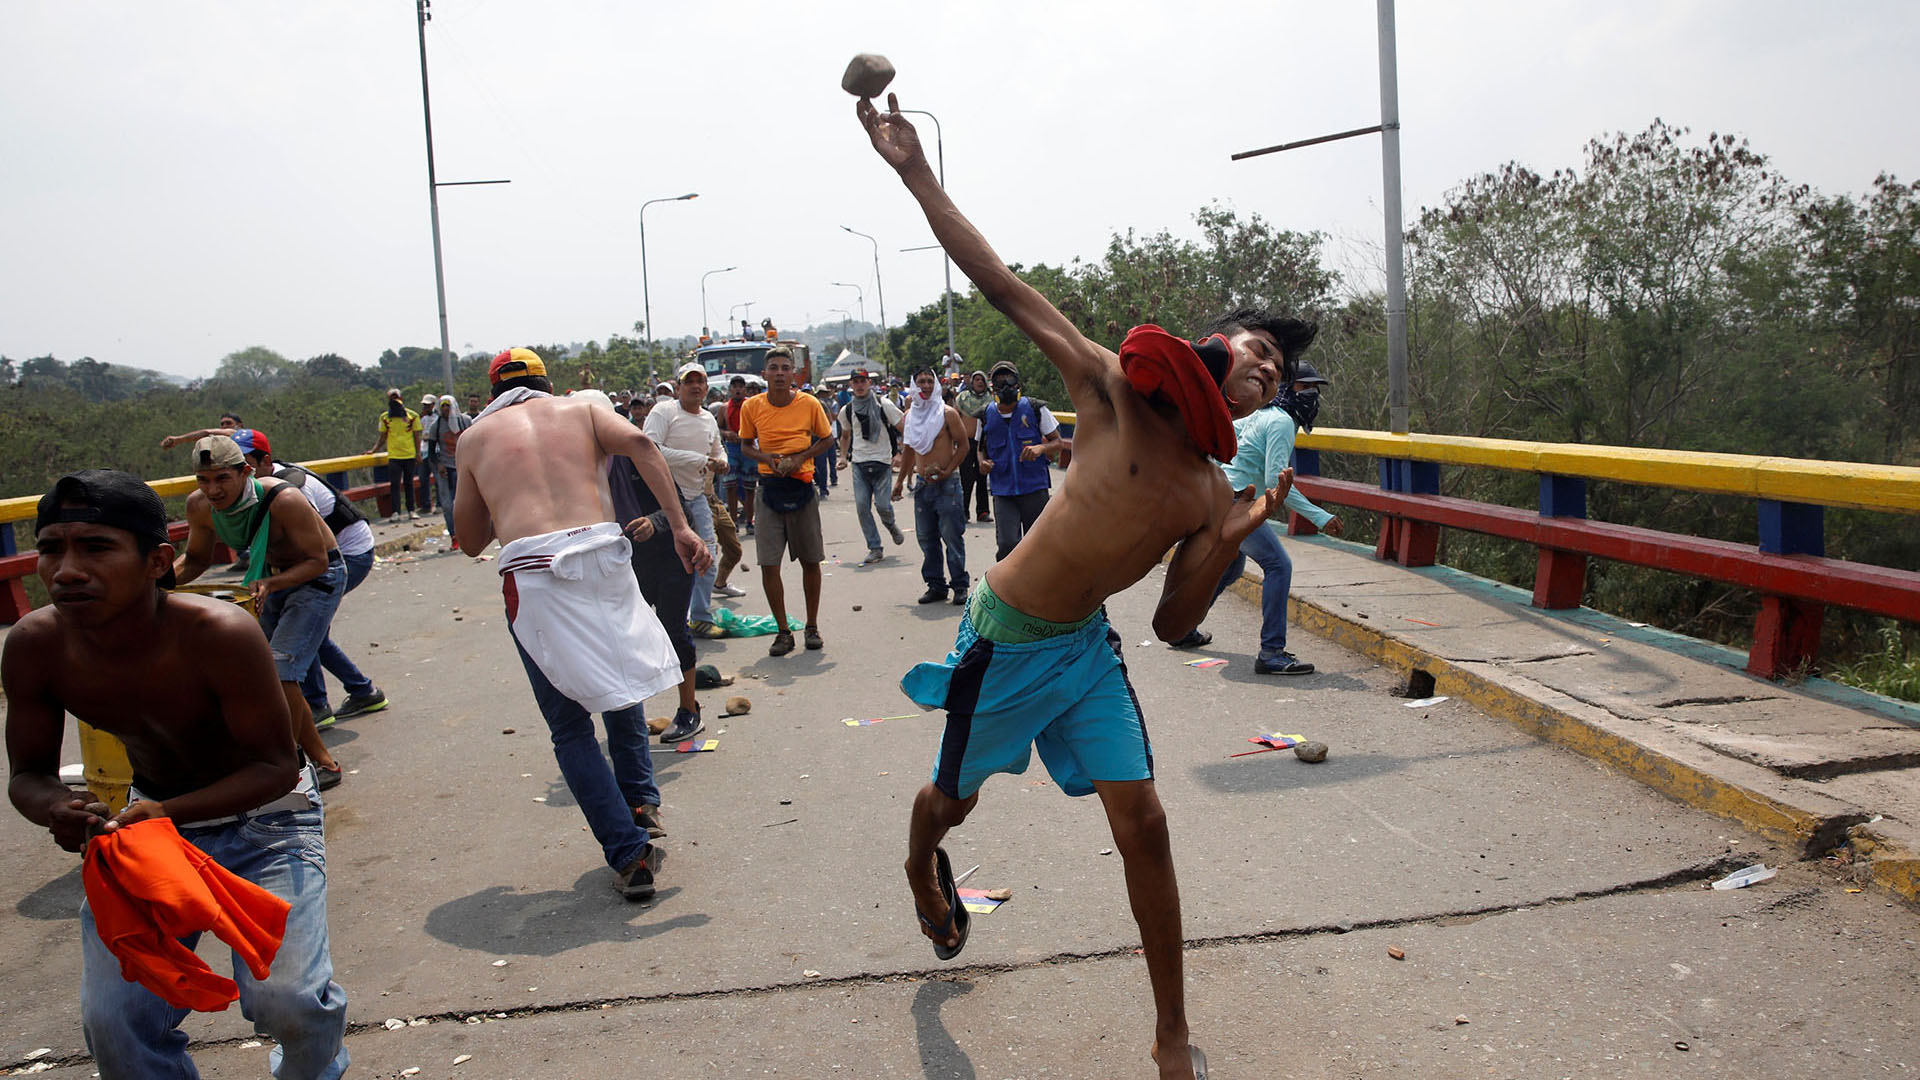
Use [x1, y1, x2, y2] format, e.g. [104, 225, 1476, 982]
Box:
[209, 479, 272, 585]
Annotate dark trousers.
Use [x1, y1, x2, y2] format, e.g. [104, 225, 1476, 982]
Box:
[992, 489, 1050, 561]
[631, 544, 696, 674]
[387, 459, 418, 514]
[960, 439, 990, 518]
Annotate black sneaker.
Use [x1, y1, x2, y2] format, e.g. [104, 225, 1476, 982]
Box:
[917, 587, 948, 605]
[659, 707, 704, 744]
[768, 630, 796, 657]
[886, 521, 906, 546]
[335, 689, 389, 719]
[615, 844, 663, 901]
[634, 805, 665, 838]
[311, 704, 337, 730]
[950, 589, 968, 606]
[1254, 652, 1316, 676]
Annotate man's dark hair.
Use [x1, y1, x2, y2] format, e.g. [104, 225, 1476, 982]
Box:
[730, 375, 746, 387]
[492, 374, 553, 398]
[220, 412, 244, 427]
[1198, 308, 1318, 379]
[911, 367, 936, 381]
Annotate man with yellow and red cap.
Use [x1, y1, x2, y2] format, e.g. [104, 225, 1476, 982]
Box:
[455, 348, 711, 901]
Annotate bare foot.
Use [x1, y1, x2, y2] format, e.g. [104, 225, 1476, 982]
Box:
[904, 852, 960, 950]
[1151, 1038, 1198, 1080]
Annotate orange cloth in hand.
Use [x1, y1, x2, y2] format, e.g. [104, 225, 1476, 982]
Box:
[82, 818, 291, 1011]
[1117, 325, 1237, 464]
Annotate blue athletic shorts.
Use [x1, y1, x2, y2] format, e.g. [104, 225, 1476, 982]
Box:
[900, 607, 1153, 799]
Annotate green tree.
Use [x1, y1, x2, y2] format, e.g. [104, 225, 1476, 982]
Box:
[213, 345, 295, 390]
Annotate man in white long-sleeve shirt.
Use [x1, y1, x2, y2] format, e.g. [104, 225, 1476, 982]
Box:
[643, 363, 729, 638]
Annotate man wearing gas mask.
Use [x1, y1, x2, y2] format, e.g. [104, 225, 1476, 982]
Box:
[976, 360, 1065, 562]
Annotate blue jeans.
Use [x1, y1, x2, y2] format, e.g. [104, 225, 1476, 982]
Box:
[914, 473, 968, 593]
[80, 807, 349, 1079]
[685, 493, 718, 625]
[511, 633, 658, 871]
[1210, 522, 1293, 658]
[259, 558, 347, 684]
[301, 550, 375, 710]
[850, 461, 899, 553]
[814, 443, 836, 494]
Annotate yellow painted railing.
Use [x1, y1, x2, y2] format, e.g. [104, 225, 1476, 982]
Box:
[1297, 429, 1920, 515]
[0, 454, 390, 526]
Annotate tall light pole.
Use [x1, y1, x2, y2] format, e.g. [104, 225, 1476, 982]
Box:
[828, 307, 852, 354]
[701, 265, 736, 339]
[1228, 0, 1410, 433]
[414, 0, 508, 394]
[830, 281, 868, 356]
[728, 302, 756, 336]
[640, 192, 697, 355]
[840, 225, 886, 357]
[899, 109, 956, 364]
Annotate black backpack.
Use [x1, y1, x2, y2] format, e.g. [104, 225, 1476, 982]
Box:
[275, 464, 367, 537]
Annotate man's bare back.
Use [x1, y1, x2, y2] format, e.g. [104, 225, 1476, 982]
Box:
[456, 396, 622, 548]
[456, 391, 711, 575]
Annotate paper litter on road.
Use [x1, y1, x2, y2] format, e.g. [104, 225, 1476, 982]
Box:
[843, 713, 920, 726]
[674, 739, 720, 753]
[1184, 658, 1228, 669]
[958, 888, 1008, 915]
[1404, 696, 1449, 708]
[1710, 863, 1777, 890]
[1250, 733, 1306, 749]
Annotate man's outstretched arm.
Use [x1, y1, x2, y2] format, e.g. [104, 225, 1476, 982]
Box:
[859, 94, 1112, 402]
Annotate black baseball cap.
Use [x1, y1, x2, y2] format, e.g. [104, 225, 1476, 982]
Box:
[36, 469, 177, 589]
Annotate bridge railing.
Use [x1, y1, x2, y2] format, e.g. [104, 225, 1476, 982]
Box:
[1284, 428, 1920, 680]
[0, 454, 399, 623]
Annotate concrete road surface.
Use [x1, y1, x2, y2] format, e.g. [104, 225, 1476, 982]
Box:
[2, 488, 1915, 1078]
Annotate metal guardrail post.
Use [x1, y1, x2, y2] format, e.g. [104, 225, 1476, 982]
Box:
[1749, 500, 1827, 679]
[1376, 458, 1439, 566]
[1288, 447, 1322, 535]
[1534, 475, 1588, 609]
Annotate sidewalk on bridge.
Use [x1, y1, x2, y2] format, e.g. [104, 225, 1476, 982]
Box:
[1234, 534, 1920, 904]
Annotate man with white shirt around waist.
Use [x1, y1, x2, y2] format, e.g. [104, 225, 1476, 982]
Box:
[456, 348, 710, 900]
[642, 362, 729, 643]
[238, 430, 389, 728]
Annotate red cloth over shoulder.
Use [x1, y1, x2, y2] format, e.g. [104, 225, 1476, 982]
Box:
[82, 818, 292, 1011]
[1117, 325, 1237, 463]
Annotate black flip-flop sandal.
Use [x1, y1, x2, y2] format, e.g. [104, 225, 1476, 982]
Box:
[915, 846, 971, 961]
[1169, 629, 1212, 649]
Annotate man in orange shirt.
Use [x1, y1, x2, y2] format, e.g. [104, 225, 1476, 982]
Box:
[737, 346, 834, 655]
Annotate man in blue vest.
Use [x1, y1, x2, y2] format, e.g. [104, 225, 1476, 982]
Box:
[977, 360, 1065, 561]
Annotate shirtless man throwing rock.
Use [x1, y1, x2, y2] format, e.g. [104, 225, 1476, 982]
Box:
[454, 348, 711, 899]
[862, 91, 1308, 1079]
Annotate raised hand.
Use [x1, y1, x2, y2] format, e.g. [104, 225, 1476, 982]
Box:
[856, 93, 928, 176]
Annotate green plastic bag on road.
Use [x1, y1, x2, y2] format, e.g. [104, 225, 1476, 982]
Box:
[711, 607, 804, 638]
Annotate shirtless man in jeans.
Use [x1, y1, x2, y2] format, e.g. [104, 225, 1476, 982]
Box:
[893, 367, 973, 606]
[862, 91, 1304, 1079]
[5, 470, 348, 1078]
[455, 348, 710, 899]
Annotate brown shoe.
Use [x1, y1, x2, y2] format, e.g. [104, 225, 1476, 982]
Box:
[769, 629, 796, 657]
[804, 625, 824, 650]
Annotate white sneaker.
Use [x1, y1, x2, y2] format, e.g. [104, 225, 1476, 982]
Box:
[715, 583, 748, 598]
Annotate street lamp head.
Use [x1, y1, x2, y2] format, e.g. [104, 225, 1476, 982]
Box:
[679, 193, 698, 200]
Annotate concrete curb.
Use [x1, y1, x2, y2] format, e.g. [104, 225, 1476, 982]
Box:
[1218, 569, 1920, 905]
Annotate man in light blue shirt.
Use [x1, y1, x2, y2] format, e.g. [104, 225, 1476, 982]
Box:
[1171, 362, 1342, 674]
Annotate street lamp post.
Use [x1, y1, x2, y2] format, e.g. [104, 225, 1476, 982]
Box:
[701, 265, 736, 339]
[830, 281, 868, 357]
[828, 307, 853, 355]
[640, 192, 697, 356]
[728, 302, 757, 337]
[899, 109, 957, 365]
[840, 225, 886, 360]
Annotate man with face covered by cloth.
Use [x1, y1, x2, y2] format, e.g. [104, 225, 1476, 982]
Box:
[860, 89, 1309, 1080]
[976, 360, 1065, 561]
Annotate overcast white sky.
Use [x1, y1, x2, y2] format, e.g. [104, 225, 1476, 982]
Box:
[4, 1, 1916, 379]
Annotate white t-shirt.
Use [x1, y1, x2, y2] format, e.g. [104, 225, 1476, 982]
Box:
[275, 465, 375, 557]
[839, 394, 904, 465]
[642, 401, 723, 499]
